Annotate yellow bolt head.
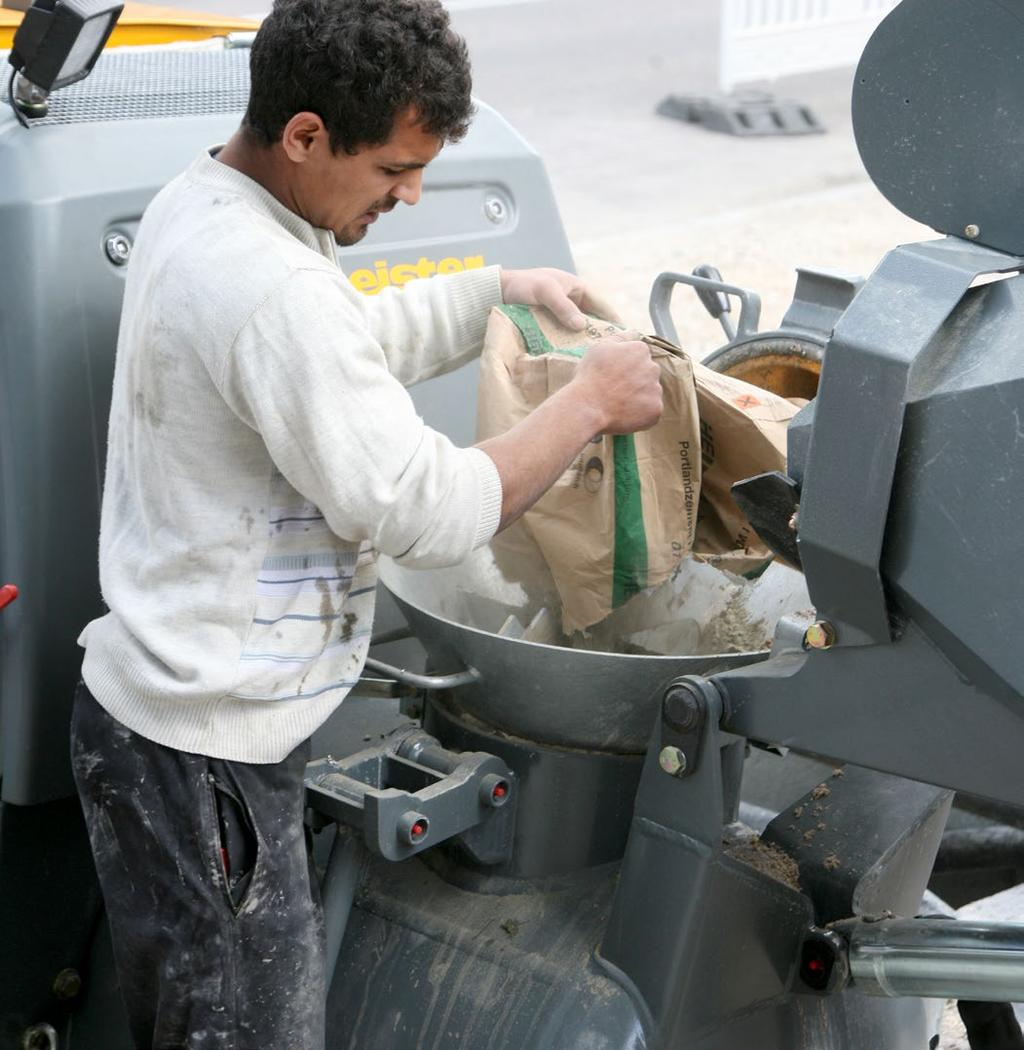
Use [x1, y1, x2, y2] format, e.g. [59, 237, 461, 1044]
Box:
[803, 621, 837, 651]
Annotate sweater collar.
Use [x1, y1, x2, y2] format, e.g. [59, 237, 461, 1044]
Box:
[188, 147, 338, 261]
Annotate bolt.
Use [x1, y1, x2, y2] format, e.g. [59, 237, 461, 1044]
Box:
[659, 746, 687, 777]
[104, 232, 132, 266]
[483, 196, 507, 224]
[479, 773, 510, 808]
[22, 1024, 57, 1050]
[397, 811, 430, 846]
[12, 74, 48, 119]
[52, 967, 81, 999]
[662, 683, 703, 732]
[803, 621, 837, 650]
[964, 224, 980, 239]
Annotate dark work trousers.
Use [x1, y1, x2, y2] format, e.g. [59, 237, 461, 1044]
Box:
[70, 682, 326, 1050]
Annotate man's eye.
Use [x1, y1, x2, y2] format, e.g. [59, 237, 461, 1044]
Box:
[382, 168, 403, 176]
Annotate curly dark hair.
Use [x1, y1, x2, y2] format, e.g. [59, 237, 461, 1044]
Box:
[244, 0, 474, 154]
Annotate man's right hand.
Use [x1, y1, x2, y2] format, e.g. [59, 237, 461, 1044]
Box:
[572, 336, 664, 436]
[477, 335, 667, 531]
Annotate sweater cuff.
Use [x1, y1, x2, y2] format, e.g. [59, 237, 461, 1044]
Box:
[447, 265, 504, 353]
[467, 447, 503, 548]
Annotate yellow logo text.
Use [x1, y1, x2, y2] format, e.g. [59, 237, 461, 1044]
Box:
[348, 255, 487, 295]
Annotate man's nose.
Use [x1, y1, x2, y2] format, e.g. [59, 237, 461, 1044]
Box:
[392, 169, 423, 206]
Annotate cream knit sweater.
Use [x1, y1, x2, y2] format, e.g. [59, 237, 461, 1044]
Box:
[79, 150, 504, 762]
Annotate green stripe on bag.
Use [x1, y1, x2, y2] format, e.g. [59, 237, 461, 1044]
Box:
[612, 434, 647, 606]
[499, 305, 648, 605]
[499, 304, 586, 358]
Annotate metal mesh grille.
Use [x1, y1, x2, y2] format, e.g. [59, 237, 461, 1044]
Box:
[18, 47, 251, 125]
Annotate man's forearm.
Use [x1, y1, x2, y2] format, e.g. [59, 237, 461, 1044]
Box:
[476, 384, 605, 531]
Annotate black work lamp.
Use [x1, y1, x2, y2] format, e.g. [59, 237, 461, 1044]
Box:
[7, 0, 123, 120]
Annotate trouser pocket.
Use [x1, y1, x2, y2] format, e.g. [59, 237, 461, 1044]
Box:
[210, 774, 259, 911]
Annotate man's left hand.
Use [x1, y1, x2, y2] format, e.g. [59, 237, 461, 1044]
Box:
[499, 268, 622, 332]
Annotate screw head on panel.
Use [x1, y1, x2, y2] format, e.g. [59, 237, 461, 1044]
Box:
[104, 232, 132, 266]
[484, 196, 507, 224]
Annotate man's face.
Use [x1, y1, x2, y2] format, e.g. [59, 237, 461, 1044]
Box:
[296, 108, 443, 245]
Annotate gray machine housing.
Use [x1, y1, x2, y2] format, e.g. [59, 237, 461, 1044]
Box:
[0, 46, 573, 809]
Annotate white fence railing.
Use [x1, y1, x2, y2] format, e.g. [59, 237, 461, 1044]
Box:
[719, 0, 900, 92]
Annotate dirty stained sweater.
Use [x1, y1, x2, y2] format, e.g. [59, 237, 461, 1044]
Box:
[79, 150, 504, 763]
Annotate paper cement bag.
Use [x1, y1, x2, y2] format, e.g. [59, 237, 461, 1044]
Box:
[691, 356, 797, 575]
[477, 305, 701, 633]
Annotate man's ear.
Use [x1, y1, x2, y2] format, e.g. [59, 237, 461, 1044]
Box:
[280, 111, 329, 163]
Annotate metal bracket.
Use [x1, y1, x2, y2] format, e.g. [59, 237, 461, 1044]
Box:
[305, 729, 515, 864]
[731, 471, 801, 569]
[649, 269, 761, 348]
[657, 678, 710, 779]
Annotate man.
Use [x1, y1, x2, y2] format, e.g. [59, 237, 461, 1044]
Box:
[70, 0, 662, 1046]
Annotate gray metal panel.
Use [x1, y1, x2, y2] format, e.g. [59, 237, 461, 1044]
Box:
[0, 50, 573, 803]
[884, 275, 1024, 700]
[0, 113, 242, 805]
[797, 238, 1023, 646]
[716, 620, 1024, 807]
[721, 247, 1024, 804]
[853, 0, 1024, 256]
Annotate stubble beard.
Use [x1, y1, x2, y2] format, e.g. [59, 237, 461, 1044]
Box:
[336, 225, 367, 247]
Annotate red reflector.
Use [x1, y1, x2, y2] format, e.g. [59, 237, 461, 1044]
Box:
[807, 958, 824, 972]
[412, 822, 426, 837]
[493, 784, 507, 799]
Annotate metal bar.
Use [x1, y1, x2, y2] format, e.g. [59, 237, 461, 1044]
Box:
[839, 918, 1024, 1002]
[362, 656, 478, 691]
[369, 624, 415, 647]
[353, 676, 415, 700]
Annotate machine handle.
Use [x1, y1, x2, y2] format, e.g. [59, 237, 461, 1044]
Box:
[649, 269, 761, 346]
[0, 584, 18, 611]
[362, 656, 479, 692]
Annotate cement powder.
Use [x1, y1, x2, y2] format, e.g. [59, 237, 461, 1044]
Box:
[385, 545, 812, 658]
[571, 558, 809, 656]
[723, 821, 802, 891]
